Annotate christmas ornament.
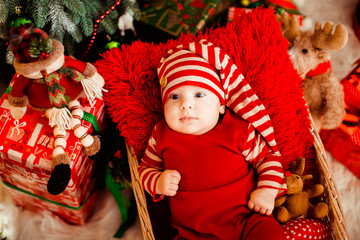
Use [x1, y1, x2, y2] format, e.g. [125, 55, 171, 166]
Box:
[81, 0, 121, 60]
[117, 9, 136, 36]
[105, 35, 121, 50]
[9, 6, 32, 29]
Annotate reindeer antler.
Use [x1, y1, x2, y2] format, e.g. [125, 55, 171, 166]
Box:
[280, 11, 301, 44]
[311, 22, 348, 50]
[290, 157, 305, 175]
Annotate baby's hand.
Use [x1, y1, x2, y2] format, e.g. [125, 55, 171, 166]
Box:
[248, 188, 277, 215]
[155, 169, 181, 196]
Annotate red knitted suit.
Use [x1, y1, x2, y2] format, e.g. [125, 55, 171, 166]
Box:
[10, 56, 87, 109]
[139, 109, 287, 239]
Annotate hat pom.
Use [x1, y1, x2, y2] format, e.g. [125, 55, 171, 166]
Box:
[9, 23, 53, 63]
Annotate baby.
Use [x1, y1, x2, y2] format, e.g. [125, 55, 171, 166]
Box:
[139, 40, 287, 239]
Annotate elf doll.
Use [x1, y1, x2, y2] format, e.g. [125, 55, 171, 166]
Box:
[7, 23, 105, 195]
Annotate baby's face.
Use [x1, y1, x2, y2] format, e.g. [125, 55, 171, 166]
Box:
[164, 85, 225, 135]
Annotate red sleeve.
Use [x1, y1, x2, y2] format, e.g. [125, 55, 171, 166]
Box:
[64, 56, 87, 73]
[138, 124, 166, 202]
[10, 74, 31, 98]
[241, 123, 287, 197]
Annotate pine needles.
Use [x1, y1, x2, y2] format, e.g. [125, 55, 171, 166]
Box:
[1, 0, 122, 56]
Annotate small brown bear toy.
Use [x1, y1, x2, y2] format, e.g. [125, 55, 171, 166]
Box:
[274, 157, 329, 223]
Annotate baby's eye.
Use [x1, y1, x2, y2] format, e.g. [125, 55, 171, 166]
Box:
[169, 94, 179, 100]
[195, 92, 205, 98]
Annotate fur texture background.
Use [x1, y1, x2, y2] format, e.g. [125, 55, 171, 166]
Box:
[0, 0, 359, 239]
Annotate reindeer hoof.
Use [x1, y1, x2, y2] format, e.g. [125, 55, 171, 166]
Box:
[311, 203, 329, 219]
[275, 206, 291, 223]
[47, 163, 71, 195]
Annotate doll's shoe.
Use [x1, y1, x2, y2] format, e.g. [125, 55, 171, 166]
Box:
[47, 163, 71, 195]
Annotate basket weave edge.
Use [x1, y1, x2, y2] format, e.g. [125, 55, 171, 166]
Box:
[126, 144, 155, 240]
[310, 120, 350, 240]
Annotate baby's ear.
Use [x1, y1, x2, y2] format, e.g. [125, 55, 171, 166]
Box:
[219, 104, 226, 114]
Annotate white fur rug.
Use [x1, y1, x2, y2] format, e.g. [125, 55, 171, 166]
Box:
[1, 0, 360, 239]
[0, 184, 143, 240]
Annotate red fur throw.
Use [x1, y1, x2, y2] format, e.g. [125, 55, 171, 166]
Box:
[95, 7, 314, 169]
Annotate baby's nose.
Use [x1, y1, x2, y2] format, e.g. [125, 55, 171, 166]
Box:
[180, 99, 192, 110]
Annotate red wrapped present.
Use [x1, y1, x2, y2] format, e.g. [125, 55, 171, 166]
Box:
[227, 7, 254, 22]
[227, 6, 303, 23]
[320, 59, 360, 179]
[2, 181, 99, 225]
[139, 0, 223, 36]
[0, 81, 106, 224]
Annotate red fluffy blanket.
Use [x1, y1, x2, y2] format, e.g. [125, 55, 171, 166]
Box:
[95, 7, 314, 170]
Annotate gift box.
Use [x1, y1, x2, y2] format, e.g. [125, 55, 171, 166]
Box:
[2, 181, 99, 225]
[227, 6, 303, 24]
[320, 59, 360, 179]
[139, 0, 220, 36]
[0, 81, 106, 225]
[227, 7, 255, 22]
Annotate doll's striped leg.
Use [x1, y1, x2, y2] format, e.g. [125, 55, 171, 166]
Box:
[47, 124, 71, 195]
[68, 100, 100, 157]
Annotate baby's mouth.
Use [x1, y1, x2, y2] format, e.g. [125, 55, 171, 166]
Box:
[180, 116, 196, 121]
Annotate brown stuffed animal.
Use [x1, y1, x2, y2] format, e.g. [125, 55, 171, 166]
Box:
[280, 12, 348, 132]
[274, 157, 328, 223]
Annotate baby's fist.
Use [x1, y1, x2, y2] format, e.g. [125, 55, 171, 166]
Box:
[248, 188, 277, 215]
[156, 170, 181, 196]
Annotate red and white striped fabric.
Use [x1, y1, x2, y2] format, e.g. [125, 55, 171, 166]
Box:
[158, 40, 280, 156]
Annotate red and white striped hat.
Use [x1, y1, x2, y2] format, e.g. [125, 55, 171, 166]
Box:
[158, 48, 225, 104]
[158, 40, 280, 156]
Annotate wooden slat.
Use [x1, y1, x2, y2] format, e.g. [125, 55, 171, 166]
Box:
[310, 118, 349, 240]
[126, 144, 155, 240]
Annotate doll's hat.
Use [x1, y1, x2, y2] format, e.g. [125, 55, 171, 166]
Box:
[9, 23, 65, 79]
[158, 40, 280, 156]
[9, 23, 53, 63]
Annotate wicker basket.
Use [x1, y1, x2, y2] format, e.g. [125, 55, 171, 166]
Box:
[126, 116, 349, 240]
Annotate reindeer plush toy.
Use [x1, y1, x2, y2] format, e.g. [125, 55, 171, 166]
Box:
[281, 12, 348, 132]
[274, 157, 328, 223]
